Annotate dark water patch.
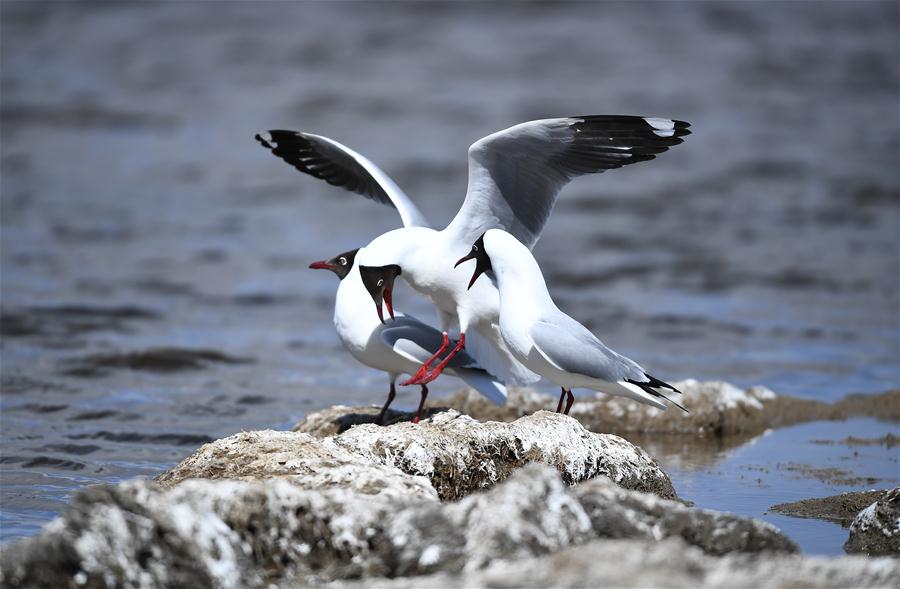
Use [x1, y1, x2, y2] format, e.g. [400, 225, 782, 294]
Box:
[67, 410, 122, 421]
[26, 444, 102, 456]
[544, 263, 656, 288]
[0, 376, 71, 395]
[180, 403, 246, 418]
[61, 347, 252, 377]
[67, 431, 214, 446]
[7, 404, 68, 414]
[236, 394, 272, 405]
[194, 249, 228, 263]
[52, 221, 134, 244]
[131, 279, 197, 297]
[231, 292, 298, 307]
[775, 462, 882, 487]
[812, 434, 898, 448]
[0, 305, 161, 339]
[0, 456, 86, 471]
[770, 490, 887, 527]
[645, 314, 753, 337]
[0, 103, 176, 131]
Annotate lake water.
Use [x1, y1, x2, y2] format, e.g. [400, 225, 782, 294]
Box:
[1, 1, 898, 553]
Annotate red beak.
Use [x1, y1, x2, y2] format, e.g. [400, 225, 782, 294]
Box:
[309, 261, 334, 270]
[383, 287, 395, 320]
[375, 302, 385, 324]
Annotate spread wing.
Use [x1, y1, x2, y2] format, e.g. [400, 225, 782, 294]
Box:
[445, 116, 690, 247]
[255, 130, 430, 228]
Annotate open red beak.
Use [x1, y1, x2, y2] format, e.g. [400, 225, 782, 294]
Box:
[383, 287, 395, 320]
[309, 261, 334, 270]
[375, 302, 385, 324]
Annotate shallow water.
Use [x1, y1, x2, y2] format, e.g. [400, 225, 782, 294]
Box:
[1, 2, 898, 550]
[638, 418, 900, 555]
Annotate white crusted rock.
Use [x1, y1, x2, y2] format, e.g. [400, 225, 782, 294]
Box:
[321, 537, 900, 589]
[155, 429, 438, 501]
[0, 465, 798, 589]
[330, 410, 676, 499]
[845, 487, 900, 555]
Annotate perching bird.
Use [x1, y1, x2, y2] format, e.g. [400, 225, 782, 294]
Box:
[257, 116, 691, 397]
[309, 247, 506, 424]
[456, 229, 687, 415]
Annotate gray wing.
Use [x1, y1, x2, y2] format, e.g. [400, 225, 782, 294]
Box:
[445, 116, 690, 247]
[529, 315, 645, 383]
[380, 316, 480, 369]
[255, 130, 430, 228]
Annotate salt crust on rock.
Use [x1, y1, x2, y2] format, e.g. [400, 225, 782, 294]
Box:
[0, 465, 799, 589]
[164, 411, 675, 501]
[323, 537, 900, 589]
[328, 409, 676, 499]
[845, 487, 900, 555]
[155, 429, 437, 500]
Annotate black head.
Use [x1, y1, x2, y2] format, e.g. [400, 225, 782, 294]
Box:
[453, 233, 492, 290]
[308, 248, 359, 280]
[358, 264, 402, 323]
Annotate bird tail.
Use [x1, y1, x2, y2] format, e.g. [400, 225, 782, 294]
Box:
[454, 367, 508, 406]
[624, 374, 689, 413]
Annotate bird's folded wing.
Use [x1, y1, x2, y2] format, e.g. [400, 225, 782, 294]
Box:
[255, 130, 430, 228]
[529, 318, 645, 383]
[380, 321, 478, 369]
[445, 116, 690, 247]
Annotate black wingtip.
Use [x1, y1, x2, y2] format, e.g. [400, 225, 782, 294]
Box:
[626, 376, 688, 413]
[254, 132, 272, 149]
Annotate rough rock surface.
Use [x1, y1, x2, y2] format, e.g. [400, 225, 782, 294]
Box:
[0, 465, 797, 589]
[770, 489, 888, 527]
[323, 537, 900, 589]
[327, 410, 676, 500]
[845, 487, 900, 555]
[573, 477, 796, 555]
[155, 429, 438, 500]
[296, 381, 899, 438]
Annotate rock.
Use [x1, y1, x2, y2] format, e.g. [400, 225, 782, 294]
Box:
[332, 381, 897, 437]
[155, 429, 438, 501]
[845, 487, 900, 555]
[573, 477, 797, 555]
[770, 490, 889, 527]
[0, 465, 799, 589]
[322, 537, 900, 589]
[327, 410, 676, 500]
[168, 411, 674, 502]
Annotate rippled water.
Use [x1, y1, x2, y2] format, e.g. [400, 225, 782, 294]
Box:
[1, 2, 898, 550]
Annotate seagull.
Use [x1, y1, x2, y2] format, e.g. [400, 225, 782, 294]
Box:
[456, 229, 687, 415]
[308, 247, 507, 424]
[256, 116, 690, 391]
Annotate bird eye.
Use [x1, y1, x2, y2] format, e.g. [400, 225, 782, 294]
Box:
[472, 245, 479, 252]
[376, 278, 384, 287]
[339, 257, 347, 265]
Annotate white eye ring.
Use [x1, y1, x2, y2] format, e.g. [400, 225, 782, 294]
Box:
[376, 278, 384, 287]
[472, 244, 479, 252]
[339, 257, 347, 265]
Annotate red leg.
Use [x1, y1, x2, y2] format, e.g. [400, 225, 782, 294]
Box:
[377, 383, 396, 425]
[402, 333, 450, 386]
[556, 388, 566, 413]
[412, 385, 429, 424]
[564, 389, 574, 415]
[414, 333, 466, 385]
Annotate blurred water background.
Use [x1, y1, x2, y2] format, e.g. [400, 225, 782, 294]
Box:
[1, 1, 898, 553]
